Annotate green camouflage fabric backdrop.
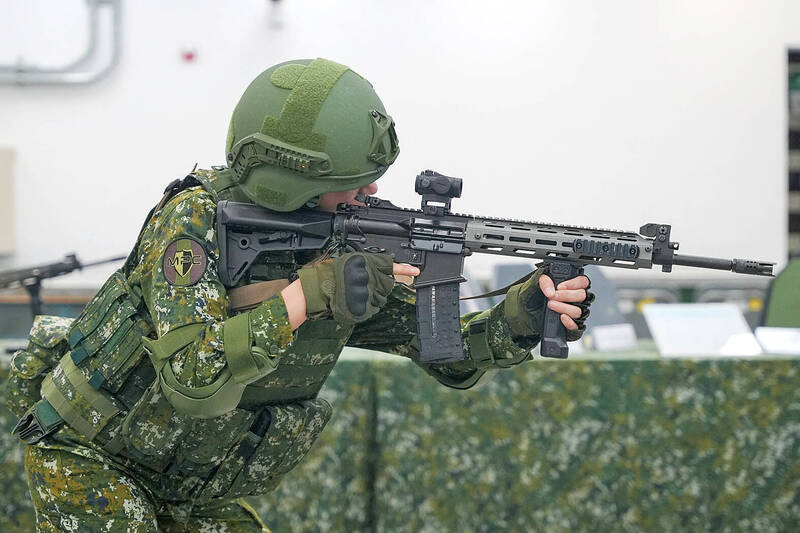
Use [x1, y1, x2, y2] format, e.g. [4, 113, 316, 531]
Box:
[2, 354, 799, 532]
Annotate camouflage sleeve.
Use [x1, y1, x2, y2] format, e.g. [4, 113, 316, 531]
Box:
[347, 283, 536, 389]
[137, 189, 293, 399]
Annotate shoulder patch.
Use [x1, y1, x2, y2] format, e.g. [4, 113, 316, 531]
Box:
[163, 238, 207, 286]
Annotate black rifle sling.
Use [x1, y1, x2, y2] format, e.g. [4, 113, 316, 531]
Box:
[459, 271, 534, 301]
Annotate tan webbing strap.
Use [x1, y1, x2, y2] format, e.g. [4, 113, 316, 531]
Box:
[41, 374, 97, 438]
[41, 355, 121, 440]
[228, 279, 290, 312]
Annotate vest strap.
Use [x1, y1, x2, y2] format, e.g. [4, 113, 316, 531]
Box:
[466, 317, 493, 368]
[224, 312, 278, 385]
[142, 323, 206, 364]
[41, 354, 120, 440]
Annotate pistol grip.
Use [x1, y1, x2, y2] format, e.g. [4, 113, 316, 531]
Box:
[540, 260, 583, 359]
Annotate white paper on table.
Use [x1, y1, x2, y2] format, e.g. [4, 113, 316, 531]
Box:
[754, 327, 800, 354]
[642, 303, 762, 357]
[569, 338, 585, 354]
[589, 323, 637, 352]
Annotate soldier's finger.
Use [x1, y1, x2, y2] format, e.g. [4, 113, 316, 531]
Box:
[547, 299, 582, 319]
[556, 275, 590, 291]
[561, 313, 578, 330]
[551, 288, 587, 303]
[538, 274, 556, 298]
[393, 263, 421, 277]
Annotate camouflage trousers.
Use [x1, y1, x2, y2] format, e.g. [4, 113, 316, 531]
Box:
[25, 446, 270, 533]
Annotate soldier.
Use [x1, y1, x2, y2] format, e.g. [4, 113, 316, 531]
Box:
[7, 58, 592, 532]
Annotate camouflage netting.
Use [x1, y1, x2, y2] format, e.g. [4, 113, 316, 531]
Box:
[2, 356, 799, 532]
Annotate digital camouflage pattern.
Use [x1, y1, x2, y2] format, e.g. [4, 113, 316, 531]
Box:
[0, 359, 377, 533]
[9, 173, 531, 531]
[0, 363, 38, 533]
[349, 282, 535, 384]
[5, 315, 73, 418]
[373, 356, 800, 533]
[4, 355, 800, 532]
[133, 187, 293, 389]
[25, 445, 267, 532]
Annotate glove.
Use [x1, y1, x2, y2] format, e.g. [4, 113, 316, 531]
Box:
[504, 264, 595, 342]
[297, 252, 395, 324]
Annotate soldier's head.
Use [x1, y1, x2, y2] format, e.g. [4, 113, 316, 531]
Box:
[225, 58, 399, 212]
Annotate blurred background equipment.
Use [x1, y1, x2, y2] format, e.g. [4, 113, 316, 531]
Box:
[0, 147, 14, 255]
[643, 302, 762, 356]
[0, 0, 121, 85]
[0, 253, 124, 318]
[789, 50, 800, 258]
[458, 266, 491, 315]
[761, 258, 800, 327]
[581, 265, 627, 328]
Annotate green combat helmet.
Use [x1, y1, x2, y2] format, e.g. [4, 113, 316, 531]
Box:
[225, 58, 400, 211]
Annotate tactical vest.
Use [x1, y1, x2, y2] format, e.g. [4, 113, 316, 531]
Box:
[11, 168, 352, 503]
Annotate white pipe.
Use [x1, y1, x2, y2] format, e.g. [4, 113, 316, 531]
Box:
[0, 0, 121, 86]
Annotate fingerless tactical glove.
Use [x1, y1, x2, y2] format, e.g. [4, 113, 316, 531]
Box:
[297, 252, 395, 324]
[504, 264, 595, 342]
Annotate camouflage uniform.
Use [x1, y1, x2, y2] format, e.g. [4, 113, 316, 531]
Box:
[13, 168, 537, 532]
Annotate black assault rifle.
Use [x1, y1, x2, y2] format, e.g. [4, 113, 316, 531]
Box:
[216, 170, 774, 362]
[0, 253, 126, 317]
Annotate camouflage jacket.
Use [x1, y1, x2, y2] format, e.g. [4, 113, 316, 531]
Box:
[13, 170, 537, 504]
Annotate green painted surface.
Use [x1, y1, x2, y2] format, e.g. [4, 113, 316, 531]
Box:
[3, 349, 800, 532]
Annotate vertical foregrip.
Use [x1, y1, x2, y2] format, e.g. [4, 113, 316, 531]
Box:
[540, 260, 583, 359]
[416, 283, 466, 363]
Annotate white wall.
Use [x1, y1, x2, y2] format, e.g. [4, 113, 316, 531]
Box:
[0, 0, 797, 287]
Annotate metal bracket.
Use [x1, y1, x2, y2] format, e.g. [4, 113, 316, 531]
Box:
[640, 223, 680, 272]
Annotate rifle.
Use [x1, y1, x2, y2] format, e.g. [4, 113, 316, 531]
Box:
[216, 170, 774, 362]
[0, 253, 126, 317]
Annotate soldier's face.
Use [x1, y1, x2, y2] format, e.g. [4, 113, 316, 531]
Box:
[316, 182, 378, 211]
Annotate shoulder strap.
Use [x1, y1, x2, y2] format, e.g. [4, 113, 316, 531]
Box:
[194, 166, 240, 202]
[122, 174, 203, 273]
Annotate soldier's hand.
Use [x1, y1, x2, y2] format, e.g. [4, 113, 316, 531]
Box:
[538, 274, 592, 331]
[298, 253, 419, 324]
[392, 262, 420, 279]
[505, 265, 594, 341]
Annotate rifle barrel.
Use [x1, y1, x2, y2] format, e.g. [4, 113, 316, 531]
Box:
[669, 254, 774, 276]
[80, 255, 127, 269]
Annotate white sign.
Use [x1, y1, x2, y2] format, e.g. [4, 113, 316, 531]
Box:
[754, 327, 800, 354]
[643, 303, 762, 357]
[590, 323, 638, 352]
